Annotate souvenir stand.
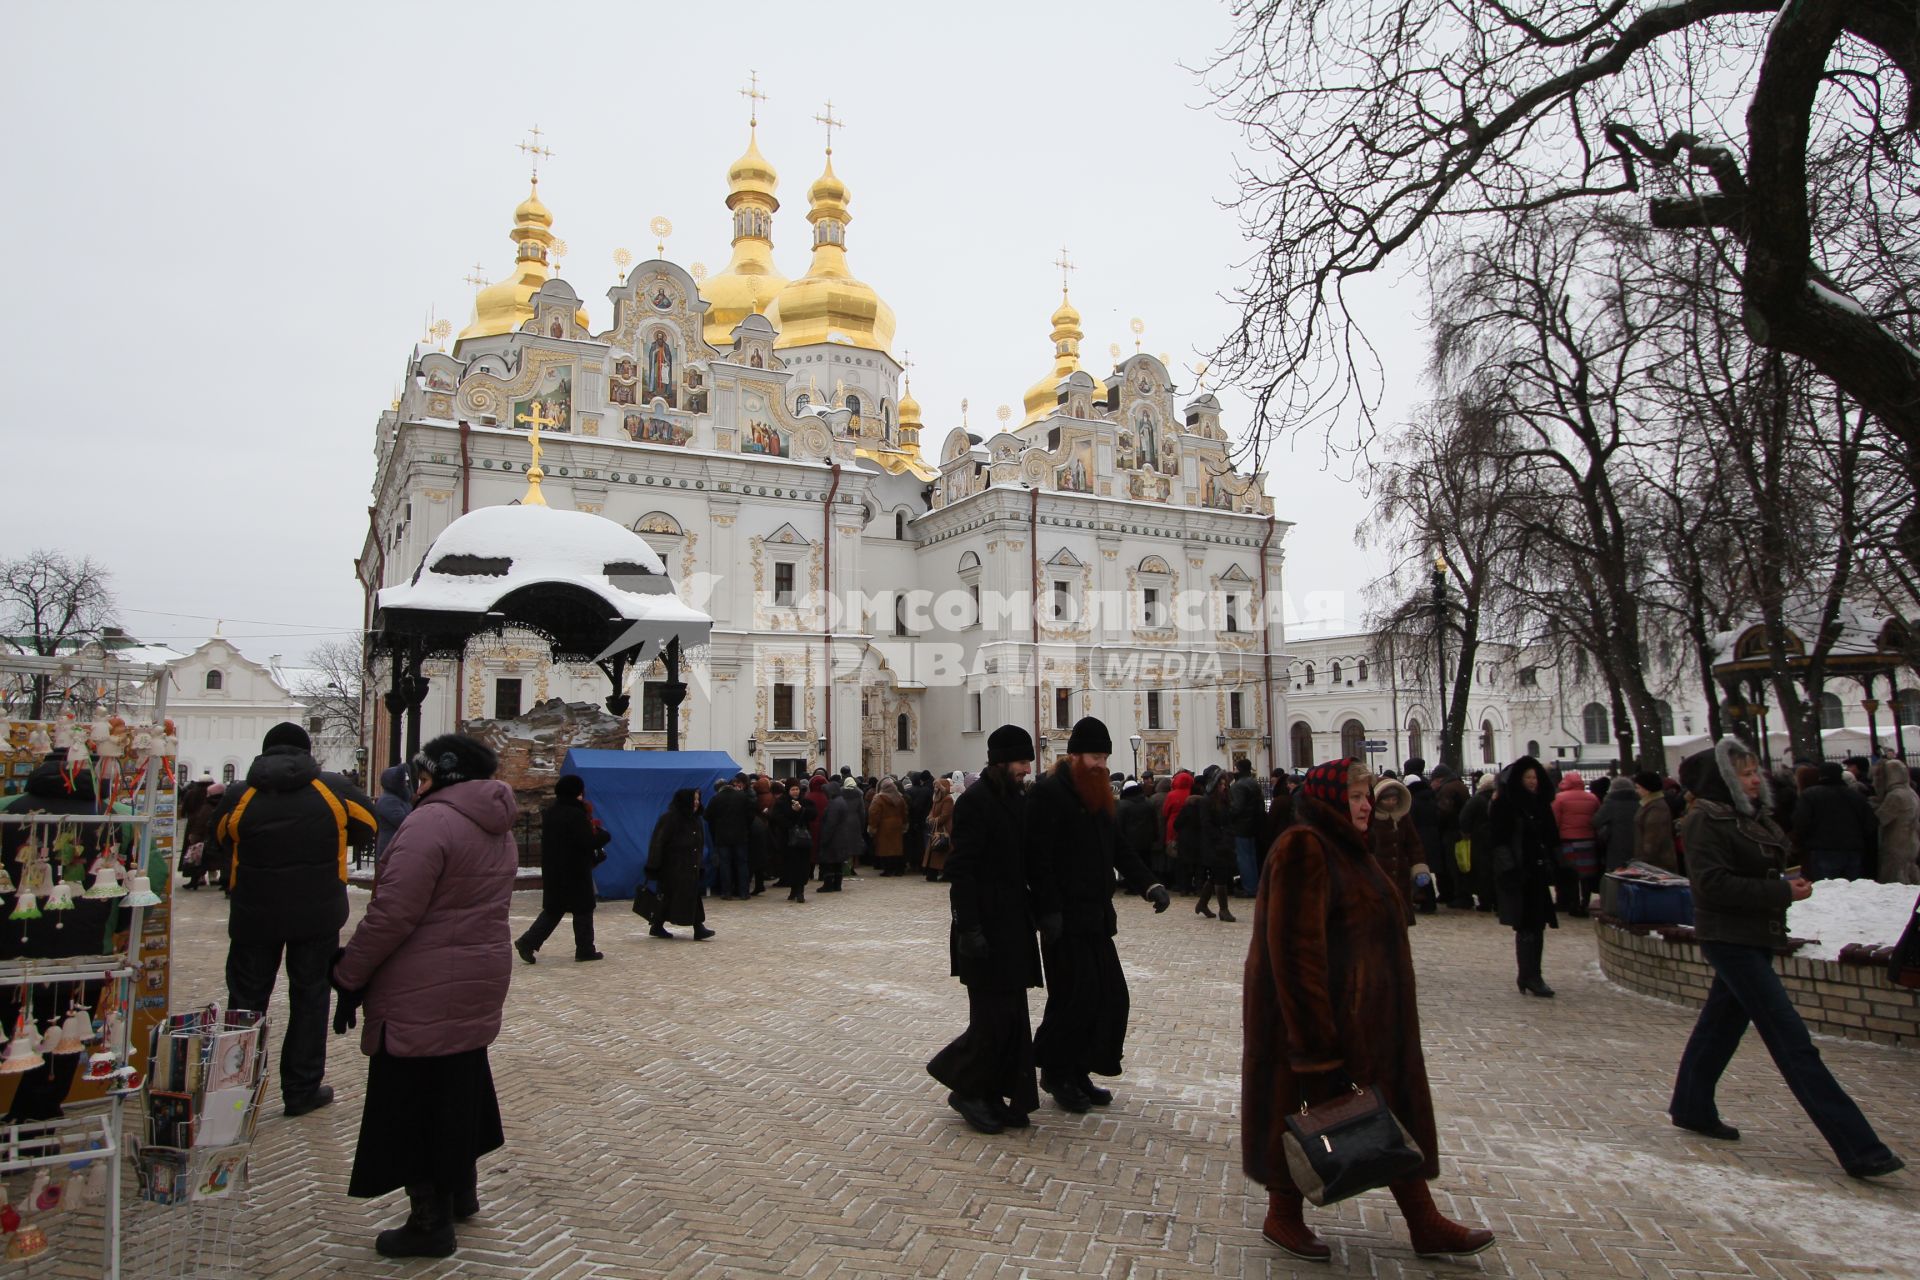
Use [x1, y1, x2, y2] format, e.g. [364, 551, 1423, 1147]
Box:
[0, 654, 175, 1278]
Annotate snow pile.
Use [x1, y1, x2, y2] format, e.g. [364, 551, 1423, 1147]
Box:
[1786, 878, 1920, 961]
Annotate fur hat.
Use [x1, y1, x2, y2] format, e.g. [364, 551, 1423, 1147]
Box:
[1475, 773, 1496, 793]
[1634, 770, 1663, 793]
[262, 721, 311, 753]
[555, 774, 585, 801]
[1066, 716, 1112, 755]
[1371, 775, 1412, 823]
[987, 724, 1035, 764]
[418, 733, 498, 788]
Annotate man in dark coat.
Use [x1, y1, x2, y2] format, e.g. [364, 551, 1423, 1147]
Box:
[703, 774, 756, 900]
[516, 774, 613, 963]
[1403, 766, 1450, 907]
[928, 725, 1042, 1134]
[645, 788, 712, 940]
[1430, 764, 1473, 907]
[1027, 717, 1171, 1112]
[373, 763, 413, 865]
[1227, 757, 1266, 895]
[904, 771, 935, 873]
[1116, 781, 1157, 871]
[214, 721, 375, 1116]
[1793, 761, 1879, 881]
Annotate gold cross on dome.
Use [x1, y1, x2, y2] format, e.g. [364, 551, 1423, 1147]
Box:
[739, 71, 767, 127]
[518, 126, 554, 180]
[814, 100, 843, 153]
[515, 400, 558, 506]
[1053, 246, 1076, 294]
[463, 262, 490, 292]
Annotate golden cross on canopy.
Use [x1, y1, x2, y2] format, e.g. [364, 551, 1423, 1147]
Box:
[518, 125, 554, 181]
[739, 71, 767, 128]
[463, 262, 490, 292]
[1053, 245, 1076, 295]
[515, 400, 558, 506]
[814, 100, 843, 153]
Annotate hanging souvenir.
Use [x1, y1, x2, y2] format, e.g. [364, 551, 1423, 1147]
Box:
[9, 888, 40, 923]
[25, 723, 50, 756]
[0, 1012, 44, 1074]
[19, 834, 54, 898]
[123, 873, 162, 907]
[160, 717, 180, 785]
[84, 859, 125, 899]
[26, 1170, 58, 1215]
[0, 858, 15, 897]
[50, 716, 73, 752]
[0, 1187, 16, 1234]
[43, 882, 74, 924]
[5, 1224, 48, 1260]
[35, 1021, 59, 1058]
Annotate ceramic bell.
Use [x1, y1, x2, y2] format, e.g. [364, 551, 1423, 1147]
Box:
[25, 724, 50, 756]
[5, 1225, 48, 1260]
[56, 1006, 92, 1053]
[0, 862, 15, 896]
[27, 1171, 57, 1214]
[9, 889, 39, 922]
[123, 873, 162, 907]
[0, 1021, 44, 1074]
[35, 1022, 59, 1058]
[84, 1052, 114, 1081]
[43, 882, 74, 925]
[83, 860, 125, 899]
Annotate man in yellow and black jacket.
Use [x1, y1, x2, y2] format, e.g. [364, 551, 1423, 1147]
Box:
[212, 721, 375, 1117]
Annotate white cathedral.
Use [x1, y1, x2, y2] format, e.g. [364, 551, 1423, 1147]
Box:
[358, 119, 1288, 781]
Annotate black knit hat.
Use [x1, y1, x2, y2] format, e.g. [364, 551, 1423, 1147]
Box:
[1066, 716, 1112, 755]
[419, 734, 498, 787]
[987, 724, 1035, 764]
[555, 774, 586, 801]
[262, 721, 311, 753]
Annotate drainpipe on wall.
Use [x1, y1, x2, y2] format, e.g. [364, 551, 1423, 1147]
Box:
[456, 420, 472, 729]
[1260, 514, 1277, 775]
[1029, 484, 1041, 754]
[822, 463, 843, 771]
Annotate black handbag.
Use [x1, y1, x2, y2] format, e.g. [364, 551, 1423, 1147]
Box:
[1281, 1084, 1425, 1206]
[631, 885, 660, 918]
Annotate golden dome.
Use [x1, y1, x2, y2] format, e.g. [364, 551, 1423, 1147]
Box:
[768, 150, 895, 353]
[700, 127, 788, 348]
[458, 179, 557, 343]
[898, 383, 921, 426]
[1020, 288, 1090, 426]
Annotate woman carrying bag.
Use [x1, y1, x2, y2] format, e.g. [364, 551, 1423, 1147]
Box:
[1242, 757, 1493, 1262]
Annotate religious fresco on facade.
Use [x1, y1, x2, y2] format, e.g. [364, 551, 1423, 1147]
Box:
[650, 284, 674, 311]
[610, 356, 638, 406]
[624, 412, 691, 446]
[643, 330, 676, 407]
[1054, 442, 1092, 493]
[1144, 742, 1172, 775]
[511, 366, 572, 434]
[1201, 470, 1237, 510]
[1133, 408, 1159, 471]
[425, 367, 455, 392]
[686, 366, 709, 416]
[742, 419, 789, 457]
[1128, 471, 1170, 502]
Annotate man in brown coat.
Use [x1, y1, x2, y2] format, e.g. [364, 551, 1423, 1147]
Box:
[1633, 771, 1678, 872]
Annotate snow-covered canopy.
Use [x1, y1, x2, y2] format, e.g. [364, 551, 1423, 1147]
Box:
[376, 504, 711, 663]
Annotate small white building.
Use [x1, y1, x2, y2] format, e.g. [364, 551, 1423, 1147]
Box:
[141, 639, 354, 783]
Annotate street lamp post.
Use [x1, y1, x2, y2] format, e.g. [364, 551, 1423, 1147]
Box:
[1431, 554, 1450, 769]
[1128, 733, 1142, 778]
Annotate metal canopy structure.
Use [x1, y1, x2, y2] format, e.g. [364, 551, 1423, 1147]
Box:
[1711, 608, 1911, 763]
[369, 504, 713, 762]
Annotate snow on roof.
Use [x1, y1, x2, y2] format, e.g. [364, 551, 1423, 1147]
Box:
[377, 504, 713, 638]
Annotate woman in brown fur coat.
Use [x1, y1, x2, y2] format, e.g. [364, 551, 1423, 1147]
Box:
[1242, 757, 1493, 1262]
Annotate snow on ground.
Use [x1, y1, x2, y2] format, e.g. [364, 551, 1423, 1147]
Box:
[1787, 879, 1920, 961]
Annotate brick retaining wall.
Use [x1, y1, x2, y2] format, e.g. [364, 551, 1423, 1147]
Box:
[1595, 921, 1920, 1049]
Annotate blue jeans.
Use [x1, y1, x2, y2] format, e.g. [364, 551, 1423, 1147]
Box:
[1805, 848, 1860, 881]
[1235, 837, 1259, 894]
[1670, 941, 1893, 1171]
[714, 843, 750, 897]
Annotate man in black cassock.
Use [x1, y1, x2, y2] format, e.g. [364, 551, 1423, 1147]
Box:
[927, 725, 1040, 1134]
[1027, 716, 1171, 1112]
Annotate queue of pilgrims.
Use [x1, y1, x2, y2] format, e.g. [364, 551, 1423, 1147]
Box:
[125, 715, 1913, 1260]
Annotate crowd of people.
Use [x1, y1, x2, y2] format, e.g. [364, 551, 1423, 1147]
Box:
[163, 714, 1914, 1262]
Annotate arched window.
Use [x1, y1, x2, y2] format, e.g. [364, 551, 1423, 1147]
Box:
[221, 762, 237, 784]
[1582, 702, 1610, 745]
[795, 392, 811, 413]
[1655, 699, 1675, 736]
[205, 670, 223, 691]
[1407, 721, 1424, 762]
[1340, 719, 1365, 759]
[1526, 739, 1541, 759]
[1898, 688, 1920, 727]
[1304, 663, 1316, 686]
[846, 393, 863, 420]
[895, 511, 907, 541]
[1331, 661, 1343, 684]
[894, 595, 909, 637]
[1818, 691, 1844, 730]
[896, 713, 910, 751]
[1357, 658, 1369, 682]
[1290, 721, 1314, 769]
[1481, 720, 1497, 764]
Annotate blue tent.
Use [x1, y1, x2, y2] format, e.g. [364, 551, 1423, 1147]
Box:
[559, 749, 742, 899]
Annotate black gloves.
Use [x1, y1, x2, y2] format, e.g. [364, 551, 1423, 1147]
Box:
[1038, 913, 1064, 944]
[329, 948, 365, 1036]
[1145, 884, 1171, 913]
[957, 928, 990, 960]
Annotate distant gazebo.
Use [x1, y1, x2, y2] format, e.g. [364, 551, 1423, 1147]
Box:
[370, 455, 711, 765]
[1711, 606, 1911, 763]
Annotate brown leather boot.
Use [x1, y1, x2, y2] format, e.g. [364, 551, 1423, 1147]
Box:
[1216, 886, 1236, 923]
[1389, 1179, 1494, 1257]
[1195, 876, 1215, 917]
[1261, 1188, 1330, 1261]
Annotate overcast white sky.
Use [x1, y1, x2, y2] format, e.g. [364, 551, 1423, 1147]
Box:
[4, 1, 1427, 668]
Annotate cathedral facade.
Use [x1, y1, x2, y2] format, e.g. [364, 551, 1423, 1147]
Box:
[357, 124, 1289, 780]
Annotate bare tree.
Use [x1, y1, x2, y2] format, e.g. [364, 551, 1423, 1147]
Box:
[1205, 0, 1920, 552]
[0, 550, 116, 717]
[292, 637, 368, 752]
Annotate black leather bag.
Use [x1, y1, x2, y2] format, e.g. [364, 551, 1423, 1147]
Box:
[1281, 1085, 1425, 1206]
[630, 885, 660, 919]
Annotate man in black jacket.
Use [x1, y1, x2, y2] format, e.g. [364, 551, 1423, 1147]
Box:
[214, 722, 375, 1116]
[1227, 757, 1265, 895]
[1027, 717, 1170, 1112]
[904, 771, 935, 874]
[517, 774, 614, 963]
[928, 725, 1041, 1134]
[1793, 761, 1879, 881]
[703, 773, 756, 900]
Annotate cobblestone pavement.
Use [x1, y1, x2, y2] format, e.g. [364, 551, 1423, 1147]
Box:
[121, 876, 1917, 1279]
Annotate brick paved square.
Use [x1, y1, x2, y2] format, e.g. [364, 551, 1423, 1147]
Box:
[103, 878, 1918, 1278]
